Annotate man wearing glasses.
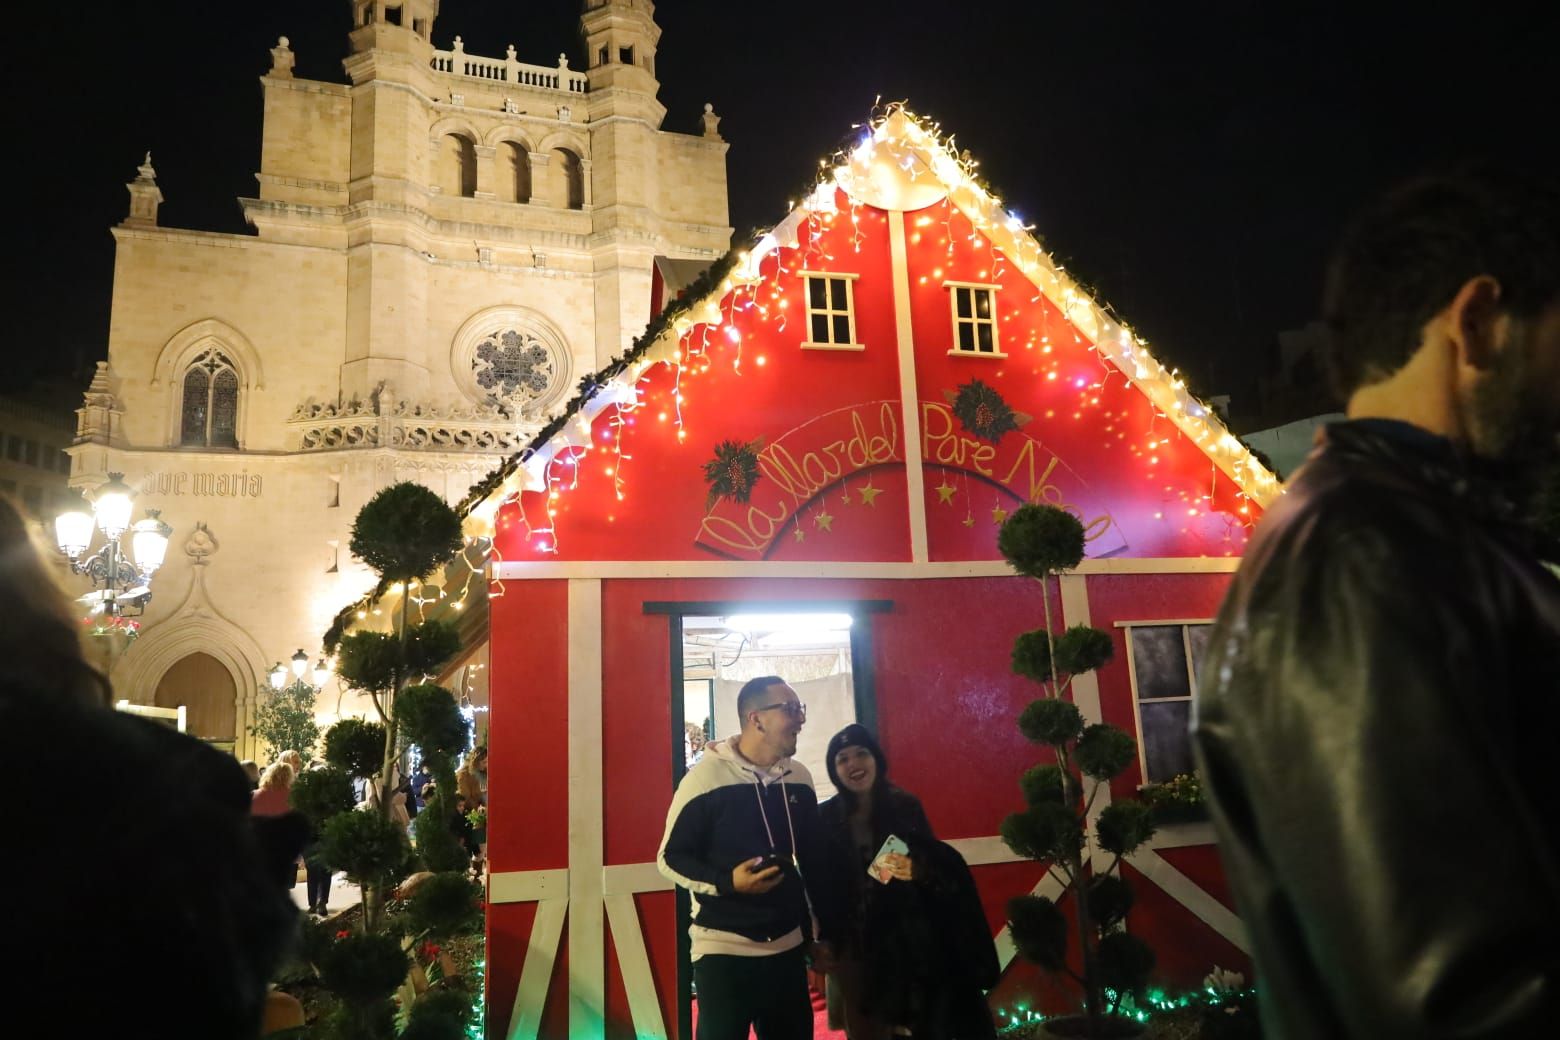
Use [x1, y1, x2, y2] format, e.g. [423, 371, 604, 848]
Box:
[658, 675, 839, 1039]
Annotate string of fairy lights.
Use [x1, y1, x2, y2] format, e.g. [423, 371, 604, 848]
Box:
[326, 103, 1281, 643]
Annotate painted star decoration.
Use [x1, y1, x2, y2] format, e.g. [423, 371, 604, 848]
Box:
[992, 505, 1010, 525]
[857, 481, 883, 507]
[793, 525, 805, 543]
[814, 508, 835, 533]
[935, 480, 957, 504]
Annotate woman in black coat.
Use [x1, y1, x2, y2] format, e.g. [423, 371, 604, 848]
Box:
[820, 724, 998, 1040]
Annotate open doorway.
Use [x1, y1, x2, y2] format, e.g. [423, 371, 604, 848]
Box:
[650, 599, 887, 1040]
[680, 611, 856, 786]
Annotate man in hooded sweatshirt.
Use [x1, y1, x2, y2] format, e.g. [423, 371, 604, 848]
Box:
[658, 675, 839, 1039]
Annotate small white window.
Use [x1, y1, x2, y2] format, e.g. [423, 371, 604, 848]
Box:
[1120, 620, 1213, 785]
[945, 281, 1004, 357]
[800, 271, 862, 351]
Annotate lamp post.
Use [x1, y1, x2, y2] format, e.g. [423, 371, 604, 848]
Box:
[53, 472, 172, 618]
[268, 647, 332, 698]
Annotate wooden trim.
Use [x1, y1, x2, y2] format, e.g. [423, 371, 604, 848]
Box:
[604, 893, 669, 1040]
[495, 557, 1241, 580]
[567, 579, 605, 1039]
[1113, 617, 1216, 628]
[1126, 848, 1249, 952]
[643, 598, 893, 616]
[506, 896, 568, 1040]
[888, 210, 931, 563]
[489, 868, 569, 904]
[603, 862, 673, 895]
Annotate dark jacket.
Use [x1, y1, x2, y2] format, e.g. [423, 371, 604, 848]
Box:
[657, 738, 838, 945]
[820, 786, 998, 1039]
[1193, 420, 1560, 1039]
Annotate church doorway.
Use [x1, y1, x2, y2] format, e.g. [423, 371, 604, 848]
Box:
[154, 652, 238, 752]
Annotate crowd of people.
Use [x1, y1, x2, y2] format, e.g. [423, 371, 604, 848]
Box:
[238, 740, 490, 916]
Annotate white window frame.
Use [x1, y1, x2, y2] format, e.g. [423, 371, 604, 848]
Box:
[943, 280, 1005, 358]
[800, 271, 864, 352]
[1117, 618, 1212, 785]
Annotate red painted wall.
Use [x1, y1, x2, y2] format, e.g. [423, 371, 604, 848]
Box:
[487, 580, 570, 1040]
[482, 177, 1263, 1035]
[490, 190, 1259, 567]
[548, 574, 1246, 1036]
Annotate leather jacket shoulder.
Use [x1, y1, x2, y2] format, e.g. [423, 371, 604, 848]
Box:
[1193, 421, 1560, 1038]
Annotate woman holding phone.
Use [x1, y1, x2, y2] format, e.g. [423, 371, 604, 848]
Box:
[820, 724, 997, 1040]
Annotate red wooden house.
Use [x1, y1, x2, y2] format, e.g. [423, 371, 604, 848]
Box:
[461, 107, 1280, 1039]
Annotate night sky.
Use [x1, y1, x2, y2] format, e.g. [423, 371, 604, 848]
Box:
[3, 1, 1555, 420]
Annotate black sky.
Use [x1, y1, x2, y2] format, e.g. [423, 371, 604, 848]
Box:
[3, 1, 1556, 414]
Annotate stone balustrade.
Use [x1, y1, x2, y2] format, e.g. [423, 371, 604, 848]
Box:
[431, 38, 588, 94]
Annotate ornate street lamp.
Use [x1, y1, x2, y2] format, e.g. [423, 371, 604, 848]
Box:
[268, 648, 331, 697]
[54, 473, 172, 617]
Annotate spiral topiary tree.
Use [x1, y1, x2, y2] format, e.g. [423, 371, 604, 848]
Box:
[397, 682, 472, 874]
[327, 483, 465, 925]
[316, 931, 412, 1040]
[997, 504, 1157, 1038]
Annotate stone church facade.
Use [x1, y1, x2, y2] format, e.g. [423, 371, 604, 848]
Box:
[69, 0, 730, 755]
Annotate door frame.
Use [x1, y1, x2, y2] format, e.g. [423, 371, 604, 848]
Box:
[643, 597, 891, 1039]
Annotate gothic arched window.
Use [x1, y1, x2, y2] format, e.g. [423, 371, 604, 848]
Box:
[180, 349, 240, 448]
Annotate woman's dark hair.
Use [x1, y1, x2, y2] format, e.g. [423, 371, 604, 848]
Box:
[0, 494, 111, 706]
[1323, 161, 1560, 398]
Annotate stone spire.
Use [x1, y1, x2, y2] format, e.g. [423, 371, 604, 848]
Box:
[124, 152, 163, 228]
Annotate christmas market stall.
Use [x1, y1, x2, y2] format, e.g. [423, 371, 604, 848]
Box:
[460, 107, 1280, 1039]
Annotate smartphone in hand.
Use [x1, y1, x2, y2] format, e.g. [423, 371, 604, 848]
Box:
[868, 835, 909, 884]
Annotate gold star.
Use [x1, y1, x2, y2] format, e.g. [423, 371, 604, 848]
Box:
[935, 480, 957, 504]
[793, 525, 805, 543]
[992, 505, 1010, 525]
[962, 515, 975, 528]
[838, 489, 851, 506]
[814, 509, 834, 533]
[857, 481, 883, 507]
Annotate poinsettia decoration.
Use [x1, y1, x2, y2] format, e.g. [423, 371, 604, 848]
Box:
[945, 378, 1030, 444]
[703, 439, 764, 511]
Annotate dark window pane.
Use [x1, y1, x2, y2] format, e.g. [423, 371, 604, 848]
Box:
[809, 277, 827, 310]
[5, 437, 20, 462]
[22, 440, 38, 466]
[211, 369, 239, 448]
[830, 278, 847, 310]
[181, 367, 211, 445]
[811, 314, 830, 343]
[1187, 625, 1213, 687]
[956, 288, 972, 318]
[977, 324, 994, 352]
[1140, 701, 1195, 784]
[975, 289, 992, 319]
[832, 315, 851, 344]
[958, 323, 975, 351]
[1130, 625, 1192, 700]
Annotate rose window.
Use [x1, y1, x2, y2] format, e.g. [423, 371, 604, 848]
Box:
[472, 329, 556, 404]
